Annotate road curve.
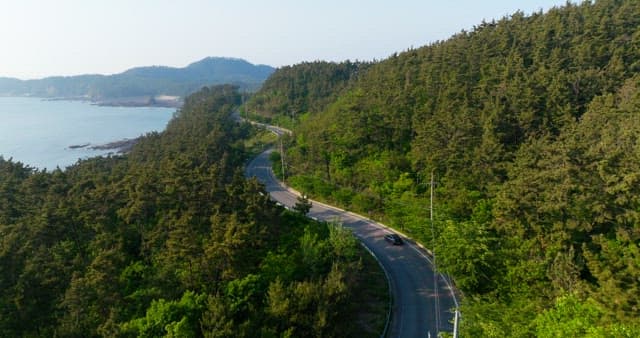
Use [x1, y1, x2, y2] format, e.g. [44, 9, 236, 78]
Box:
[245, 147, 458, 337]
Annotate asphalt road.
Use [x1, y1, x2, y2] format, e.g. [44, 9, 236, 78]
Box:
[245, 146, 459, 338]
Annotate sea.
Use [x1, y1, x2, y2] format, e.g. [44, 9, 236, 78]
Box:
[0, 97, 175, 170]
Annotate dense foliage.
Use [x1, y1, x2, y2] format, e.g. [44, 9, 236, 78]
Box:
[0, 57, 274, 102]
[244, 61, 367, 126]
[0, 85, 369, 337]
[248, 0, 640, 335]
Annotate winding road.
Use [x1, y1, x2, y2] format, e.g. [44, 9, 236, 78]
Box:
[244, 125, 459, 337]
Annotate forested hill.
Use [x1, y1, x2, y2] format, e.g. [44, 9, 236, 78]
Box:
[0, 85, 370, 337]
[245, 61, 368, 122]
[0, 57, 274, 104]
[248, 0, 640, 336]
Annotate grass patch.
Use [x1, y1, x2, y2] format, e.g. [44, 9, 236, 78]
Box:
[243, 128, 278, 157]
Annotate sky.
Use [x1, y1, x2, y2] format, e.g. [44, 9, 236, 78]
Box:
[0, 0, 570, 79]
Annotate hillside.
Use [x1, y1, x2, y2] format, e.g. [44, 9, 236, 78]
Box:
[247, 0, 640, 336]
[244, 60, 368, 123]
[0, 85, 376, 337]
[0, 57, 274, 106]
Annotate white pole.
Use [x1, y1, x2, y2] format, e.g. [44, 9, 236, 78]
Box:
[453, 309, 459, 338]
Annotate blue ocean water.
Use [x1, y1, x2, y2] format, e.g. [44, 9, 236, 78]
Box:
[0, 97, 175, 170]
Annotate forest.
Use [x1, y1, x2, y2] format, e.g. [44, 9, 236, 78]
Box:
[0, 85, 383, 337]
[243, 60, 368, 128]
[246, 0, 640, 336]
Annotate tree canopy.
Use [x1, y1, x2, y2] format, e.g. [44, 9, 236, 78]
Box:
[247, 0, 640, 335]
[0, 85, 372, 337]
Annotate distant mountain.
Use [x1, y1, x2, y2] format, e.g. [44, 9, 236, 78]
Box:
[0, 57, 274, 106]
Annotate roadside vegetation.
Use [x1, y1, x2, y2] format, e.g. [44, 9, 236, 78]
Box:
[243, 128, 278, 158]
[246, 1, 640, 335]
[0, 85, 387, 337]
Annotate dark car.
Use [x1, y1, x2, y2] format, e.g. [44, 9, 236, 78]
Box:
[384, 233, 403, 245]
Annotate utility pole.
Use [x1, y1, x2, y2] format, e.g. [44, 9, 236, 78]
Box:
[280, 137, 286, 182]
[430, 170, 440, 334]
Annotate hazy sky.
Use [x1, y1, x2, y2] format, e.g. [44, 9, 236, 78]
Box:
[1, 0, 569, 79]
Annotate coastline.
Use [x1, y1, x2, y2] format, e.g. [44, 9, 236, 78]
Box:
[93, 95, 182, 108]
[0, 96, 175, 170]
[37, 95, 183, 108]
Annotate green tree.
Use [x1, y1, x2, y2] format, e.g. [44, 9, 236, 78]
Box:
[293, 194, 313, 215]
[120, 291, 206, 337]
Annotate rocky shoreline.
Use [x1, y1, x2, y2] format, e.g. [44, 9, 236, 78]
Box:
[69, 137, 139, 154]
[68, 143, 90, 149]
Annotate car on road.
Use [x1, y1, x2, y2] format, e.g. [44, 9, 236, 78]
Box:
[384, 233, 403, 245]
